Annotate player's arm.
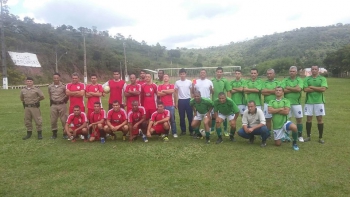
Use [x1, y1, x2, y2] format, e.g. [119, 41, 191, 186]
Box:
[106, 119, 114, 129]
[89, 91, 102, 97]
[174, 88, 179, 109]
[244, 88, 260, 93]
[90, 118, 105, 126]
[303, 87, 314, 92]
[147, 120, 154, 136]
[277, 107, 290, 115]
[162, 89, 175, 94]
[157, 90, 167, 97]
[64, 122, 70, 134]
[36, 89, 45, 101]
[155, 116, 170, 125]
[309, 86, 327, 92]
[134, 114, 146, 128]
[117, 120, 128, 129]
[75, 122, 87, 132]
[261, 89, 275, 95]
[251, 110, 266, 130]
[286, 85, 302, 92]
[268, 106, 282, 114]
[206, 107, 213, 118]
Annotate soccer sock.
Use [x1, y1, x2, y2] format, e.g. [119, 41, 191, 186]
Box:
[205, 131, 210, 137]
[318, 123, 324, 139]
[211, 120, 215, 131]
[297, 124, 303, 137]
[99, 129, 105, 138]
[223, 119, 228, 131]
[88, 127, 93, 135]
[306, 122, 312, 137]
[230, 128, 236, 136]
[292, 131, 298, 145]
[164, 129, 169, 137]
[216, 127, 222, 137]
[194, 128, 200, 135]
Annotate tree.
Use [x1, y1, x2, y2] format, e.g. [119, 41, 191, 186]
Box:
[324, 44, 350, 75]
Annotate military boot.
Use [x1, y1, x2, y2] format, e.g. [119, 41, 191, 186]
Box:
[23, 131, 32, 140]
[38, 130, 43, 140]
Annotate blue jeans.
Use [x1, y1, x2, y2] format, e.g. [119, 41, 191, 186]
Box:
[178, 99, 193, 133]
[165, 106, 177, 134]
[238, 125, 269, 141]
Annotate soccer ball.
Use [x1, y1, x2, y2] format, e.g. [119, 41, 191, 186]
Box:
[103, 86, 110, 93]
[200, 129, 206, 137]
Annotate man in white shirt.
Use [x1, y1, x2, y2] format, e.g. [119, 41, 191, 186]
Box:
[237, 100, 269, 147]
[192, 69, 213, 99]
[175, 68, 194, 136]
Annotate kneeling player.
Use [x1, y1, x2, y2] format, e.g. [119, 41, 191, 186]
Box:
[268, 86, 299, 151]
[190, 90, 213, 143]
[104, 101, 129, 141]
[146, 102, 170, 142]
[88, 102, 106, 143]
[128, 100, 147, 142]
[65, 105, 88, 142]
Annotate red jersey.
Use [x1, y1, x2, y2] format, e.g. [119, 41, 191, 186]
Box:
[150, 109, 170, 122]
[67, 112, 88, 127]
[137, 79, 146, 86]
[89, 109, 106, 124]
[66, 82, 85, 108]
[108, 79, 126, 104]
[157, 84, 174, 106]
[141, 83, 157, 110]
[127, 106, 146, 124]
[85, 84, 103, 109]
[107, 108, 127, 126]
[124, 83, 141, 110]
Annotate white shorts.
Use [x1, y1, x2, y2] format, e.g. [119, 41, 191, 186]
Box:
[263, 103, 272, 119]
[289, 105, 303, 118]
[238, 105, 246, 115]
[193, 112, 209, 121]
[304, 104, 325, 116]
[217, 113, 236, 121]
[273, 121, 292, 140]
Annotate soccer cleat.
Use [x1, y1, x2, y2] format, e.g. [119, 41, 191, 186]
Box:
[68, 136, 74, 141]
[100, 137, 105, 144]
[260, 142, 267, 147]
[293, 144, 300, 151]
[229, 135, 236, 142]
[216, 137, 223, 144]
[318, 139, 325, 144]
[189, 132, 194, 136]
[62, 134, 68, 139]
[160, 134, 166, 138]
[180, 132, 186, 136]
[224, 131, 229, 137]
[298, 137, 304, 142]
[163, 137, 169, 142]
[304, 137, 311, 142]
[123, 136, 126, 141]
[173, 134, 178, 138]
[142, 135, 148, 142]
[205, 137, 210, 144]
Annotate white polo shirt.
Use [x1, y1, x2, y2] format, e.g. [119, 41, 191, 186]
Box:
[194, 78, 213, 99]
[175, 79, 192, 99]
[242, 108, 266, 128]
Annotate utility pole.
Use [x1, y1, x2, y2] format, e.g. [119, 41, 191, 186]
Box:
[119, 61, 123, 80]
[1, 0, 7, 89]
[123, 42, 128, 81]
[55, 50, 67, 73]
[83, 31, 87, 84]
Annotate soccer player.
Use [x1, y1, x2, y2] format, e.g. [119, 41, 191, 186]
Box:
[88, 102, 106, 143]
[303, 65, 328, 144]
[124, 73, 141, 112]
[66, 72, 85, 113]
[154, 70, 164, 85]
[213, 92, 240, 144]
[211, 67, 231, 136]
[268, 87, 300, 151]
[192, 69, 213, 99]
[229, 70, 247, 116]
[137, 69, 147, 85]
[190, 90, 214, 144]
[103, 70, 126, 110]
[85, 74, 103, 122]
[128, 101, 147, 142]
[105, 101, 129, 141]
[146, 102, 170, 142]
[281, 66, 304, 142]
[65, 105, 88, 142]
[157, 74, 178, 137]
[238, 100, 269, 147]
[174, 68, 193, 136]
[141, 73, 158, 120]
[261, 69, 280, 133]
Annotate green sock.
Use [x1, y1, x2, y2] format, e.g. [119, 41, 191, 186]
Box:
[194, 128, 200, 135]
[216, 128, 222, 137]
[292, 131, 298, 142]
[223, 119, 227, 131]
[211, 120, 215, 131]
[205, 131, 210, 137]
[297, 124, 303, 137]
[230, 128, 236, 136]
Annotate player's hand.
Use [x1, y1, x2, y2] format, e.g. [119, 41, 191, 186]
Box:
[153, 121, 158, 126]
[133, 124, 138, 130]
[247, 128, 254, 133]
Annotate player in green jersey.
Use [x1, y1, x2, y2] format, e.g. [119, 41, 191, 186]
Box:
[244, 68, 262, 108]
[211, 67, 231, 136]
[268, 87, 299, 151]
[213, 92, 240, 144]
[281, 66, 304, 142]
[229, 70, 247, 115]
[303, 65, 328, 144]
[190, 90, 214, 144]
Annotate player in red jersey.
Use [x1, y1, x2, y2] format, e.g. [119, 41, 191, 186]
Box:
[103, 70, 126, 110]
[141, 73, 158, 119]
[66, 72, 85, 113]
[88, 102, 106, 143]
[104, 100, 129, 141]
[124, 74, 141, 113]
[85, 74, 103, 122]
[146, 102, 170, 142]
[128, 100, 147, 141]
[65, 105, 88, 142]
[136, 69, 146, 85]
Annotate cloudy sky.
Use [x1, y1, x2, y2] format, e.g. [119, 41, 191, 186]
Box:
[6, 0, 350, 49]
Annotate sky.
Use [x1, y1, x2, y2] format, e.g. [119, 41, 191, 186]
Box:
[6, 0, 350, 49]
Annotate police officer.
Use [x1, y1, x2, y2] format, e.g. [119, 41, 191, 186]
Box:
[48, 73, 68, 139]
[20, 77, 45, 140]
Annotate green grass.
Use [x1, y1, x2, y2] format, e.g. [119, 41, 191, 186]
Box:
[1, 78, 350, 197]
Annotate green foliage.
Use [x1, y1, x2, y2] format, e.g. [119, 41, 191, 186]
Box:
[257, 57, 295, 74]
[324, 44, 350, 75]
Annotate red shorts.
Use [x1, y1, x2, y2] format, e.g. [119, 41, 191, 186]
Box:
[152, 124, 164, 134]
[70, 127, 83, 135]
[90, 130, 100, 140]
[69, 105, 85, 114]
[130, 125, 140, 135]
[146, 108, 157, 119]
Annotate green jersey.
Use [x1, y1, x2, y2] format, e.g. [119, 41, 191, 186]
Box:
[229, 78, 247, 105]
[281, 77, 303, 105]
[243, 79, 262, 106]
[190, 98, 213, 114]
[211, 77, 230, 101]
[303, 75, 328, 104]
[262, 79, 280, 104]
[268, 98, 291, 130]
[213, 97, 239, 115]
[154, 79, 163, 86]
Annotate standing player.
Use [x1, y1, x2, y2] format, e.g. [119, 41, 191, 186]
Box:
[141, 73, 158, 120]
[48, 73, 68, 139]
[192, 69, 213, 99]
[85, 74, 103, 122]
[268, 87, 300, 150]
[146, 102, 170, 142]
[154, 70, 164, 85]
[66, 72, 85, 113]
[20, 77, 45, 140]
[190, 91, 214, 143]
[105, 101, 129, 141]
[124, 73, 141, 112]
[281, 66, 304, 142]
[174, 68, 193, 136]
[157, 74, 178, 137]
[103, 70, 126, 110]
[213, 92, 240, 144]
[229, 70, 247, 115]
[65, 105, 88, 142]
[211, 67, 231, 136]
[128, 101, 147, 142]
[137, 69, 147, 85]
[88, 102, 106, 143]
[303, 65, 328, 144]
[244, 68, 262, 110]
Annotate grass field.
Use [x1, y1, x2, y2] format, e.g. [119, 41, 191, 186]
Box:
[1, 77, 350, 196]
